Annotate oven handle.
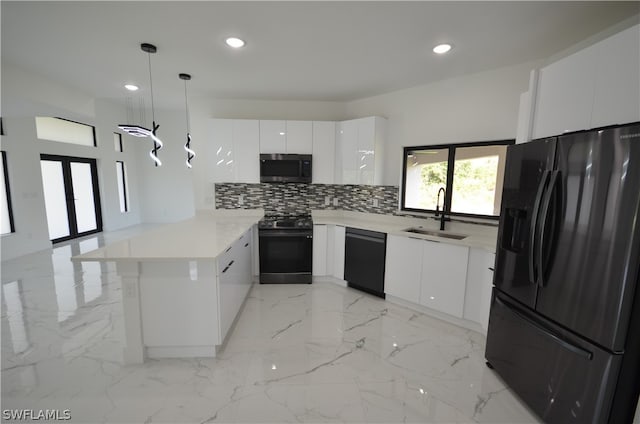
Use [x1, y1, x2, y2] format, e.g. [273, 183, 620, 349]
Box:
[259, 231, 313, 238]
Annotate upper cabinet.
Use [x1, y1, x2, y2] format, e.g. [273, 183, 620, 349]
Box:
[335, 116, 386, 185]
[209, 119, 260, 183]
[259, 120, 286, 153]
[532, 24, 640, 139]
[259, 120, 313, 154]
[312, 121, 336, 184]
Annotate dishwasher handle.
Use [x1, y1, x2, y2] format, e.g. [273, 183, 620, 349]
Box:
[346, 232, 386, 244]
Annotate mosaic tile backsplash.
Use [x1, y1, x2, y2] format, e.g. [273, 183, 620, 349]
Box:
[215, 183, 399, 216]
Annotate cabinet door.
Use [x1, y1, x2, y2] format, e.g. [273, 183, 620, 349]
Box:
[337, 120, 358, 184]
[384, 235, 422, 301]
[420, 241, 469, 318]
[286, 121, 313, 154]
[591, 24, 640, 129]
[533, 47, 597, 139]
[233, 120, 260, 183]
[259, 120, 286, 153]
[357, 117, 376, 185]
[209, 119, 234, 182]
[463, 248, 495, 330]
[332, 225, 346, 279]
[312, 121, 336, 184]
[313, 224, 328, 276]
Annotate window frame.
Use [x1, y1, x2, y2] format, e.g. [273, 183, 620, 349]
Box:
[35, 116, 97, 147]
[116, 161, 129, 213]
[114, 132, 123, 152]
[400, 139, 514, 220]
[1, 151, 16, 234]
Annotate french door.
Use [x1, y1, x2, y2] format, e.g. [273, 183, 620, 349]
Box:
[40, 155, 103, 243]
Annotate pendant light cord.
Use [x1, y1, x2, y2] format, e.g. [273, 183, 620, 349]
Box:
[183, 80, 190, 133]
[147, 52, 156, 128]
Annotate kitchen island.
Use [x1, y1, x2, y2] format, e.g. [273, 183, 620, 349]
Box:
[71, 209, 263, 364]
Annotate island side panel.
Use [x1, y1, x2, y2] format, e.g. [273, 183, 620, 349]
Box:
[138, 260, 220, 358]
[116, 261, 145, 364]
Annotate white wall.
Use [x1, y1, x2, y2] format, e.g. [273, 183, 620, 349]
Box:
[133, 107, 196, 223]
[344, 61, 539, 186]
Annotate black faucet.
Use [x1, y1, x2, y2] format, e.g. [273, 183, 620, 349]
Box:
[434, 187, 450, 230]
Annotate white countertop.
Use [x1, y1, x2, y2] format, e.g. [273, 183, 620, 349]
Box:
[71, 209, 264, 262]
[312, 210, 498, 252]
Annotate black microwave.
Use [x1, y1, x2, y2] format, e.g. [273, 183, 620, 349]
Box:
[260, 154, 312, 183]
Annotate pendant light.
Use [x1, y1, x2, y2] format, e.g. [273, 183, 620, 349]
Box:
[179, 73, 195, 168]
[118, 43, 164, 167]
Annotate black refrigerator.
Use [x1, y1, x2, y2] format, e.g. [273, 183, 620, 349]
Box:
[485, 122, 640, 423]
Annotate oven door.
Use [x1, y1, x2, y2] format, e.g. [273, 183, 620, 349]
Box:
[259, 229, 313, 283]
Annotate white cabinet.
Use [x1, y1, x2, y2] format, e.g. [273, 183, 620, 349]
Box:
[259, 120, 313, 154]
[384, 235, 422, 301]
[209, 119, 259, 183]
[532, 24, 640, 139]
[260, 120, 287, 153]
[591, 24, 640, 129]
[335, 116, 386, 185]
[209, 119, 234, 182]
[533, 47, 596, 139]
[313, 224, 328, 276]
[332, 225, 346, 279]
[463, 249, 495, 332]
[286, 121, 313, 154]
[217, 228, 253, 342]
[312, 121, 336, 184]
[419, 241, 469, 318]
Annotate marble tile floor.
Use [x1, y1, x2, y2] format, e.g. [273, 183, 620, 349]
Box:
[1, 227, 540, 423]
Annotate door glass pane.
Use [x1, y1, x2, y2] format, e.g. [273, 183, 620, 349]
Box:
[40, 160, 70, 240]
[451, 145, 508, 216]
[404, 148, 449, 210]
[116, 161, 128, 212]
[70, 162, 97, 233]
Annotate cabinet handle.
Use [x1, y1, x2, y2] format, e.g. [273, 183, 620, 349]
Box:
[228, 260, 235, 268]
[225, 246, 232, 253]
[222, 266, 229, 273]
[488, 267, 495, 271]
[244, 243, 249, 247]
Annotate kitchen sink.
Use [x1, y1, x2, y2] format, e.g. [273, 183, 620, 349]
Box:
[403, 227, 468, 240]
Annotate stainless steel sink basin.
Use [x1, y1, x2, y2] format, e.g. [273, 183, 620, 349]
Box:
[403, 227, 468, 240]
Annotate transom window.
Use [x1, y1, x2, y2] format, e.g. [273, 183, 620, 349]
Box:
[35, 117, 96, 147]
[401, 140, 513, 219]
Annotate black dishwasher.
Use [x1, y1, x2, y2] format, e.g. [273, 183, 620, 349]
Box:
[344, 227, 387, 298]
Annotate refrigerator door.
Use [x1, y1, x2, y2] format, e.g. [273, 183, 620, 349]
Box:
[494, 137, 556, 308]
[486, 291, 622, 424]
[535, 124, 640, 351]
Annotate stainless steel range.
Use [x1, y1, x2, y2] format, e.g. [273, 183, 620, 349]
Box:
[258, 215, 313, 284]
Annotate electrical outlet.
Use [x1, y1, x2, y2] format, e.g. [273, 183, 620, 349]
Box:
[333, 198, 339, 206]
[238, 194, 244, 205]
[373, 199, 379, 207]
[324, 196, 331, 206]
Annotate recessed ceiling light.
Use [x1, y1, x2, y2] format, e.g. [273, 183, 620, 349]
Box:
[433, 44, 452, 54]
[124, 84, 139, 91]
[225, 37, 246, 48]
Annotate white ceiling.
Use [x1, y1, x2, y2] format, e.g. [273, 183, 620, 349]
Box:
[2, 1, 638, 110]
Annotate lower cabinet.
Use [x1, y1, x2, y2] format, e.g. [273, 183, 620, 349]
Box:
[385, 234, 495, 328]
[332, 225, 346, 280]
[420, 241, 469, 318]
[313, 224, 346, 280]
[313, 224, 328, 276]
[217, 228, 253, 342]
[463, 249, 495, 331]
[384, 235, 422, 301]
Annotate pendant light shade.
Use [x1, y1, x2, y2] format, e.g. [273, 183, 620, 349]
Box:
[179, 73, 195, 168]
[118, 43, 164, 167]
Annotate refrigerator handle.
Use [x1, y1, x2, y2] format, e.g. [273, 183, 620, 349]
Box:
[537, 170, 560, 287]
[529, 170, 550, 284]
[495, 295, 593, 360]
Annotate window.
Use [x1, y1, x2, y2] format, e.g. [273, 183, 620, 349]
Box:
[114, 132, 123, 152]
[401, 140, 513, 219]
[116, 161, 129, 213]
[35, 117, 96, 147]
[1, 151, 16, 234]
